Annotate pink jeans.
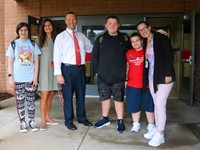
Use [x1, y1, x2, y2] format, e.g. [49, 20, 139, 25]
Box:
[149, 81, 173, 131]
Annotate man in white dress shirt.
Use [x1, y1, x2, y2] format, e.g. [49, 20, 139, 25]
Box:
[54, 11, 93, 130]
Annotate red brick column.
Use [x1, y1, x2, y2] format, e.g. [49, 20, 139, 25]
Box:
[0, 0, 6, 93]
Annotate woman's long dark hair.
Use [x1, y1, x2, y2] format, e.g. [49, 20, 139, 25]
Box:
[38, 19, 56, 48]
[16, 22, 31, 39]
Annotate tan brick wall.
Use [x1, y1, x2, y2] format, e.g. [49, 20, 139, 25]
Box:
[1, 0, 199, 98]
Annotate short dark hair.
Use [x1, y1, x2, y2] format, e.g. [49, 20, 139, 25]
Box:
[65, 11, 77, 19]
[105, 15, 120, 24]
[130, 32, 143, 40]
[16, 22, 30, 39]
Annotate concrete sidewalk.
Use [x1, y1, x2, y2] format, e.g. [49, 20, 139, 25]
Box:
[0, 96, 200, 150]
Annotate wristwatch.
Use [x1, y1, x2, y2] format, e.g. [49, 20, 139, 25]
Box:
[8, 74, 12, 77]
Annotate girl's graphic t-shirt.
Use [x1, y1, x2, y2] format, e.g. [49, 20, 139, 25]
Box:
[6, 39, 41, 82]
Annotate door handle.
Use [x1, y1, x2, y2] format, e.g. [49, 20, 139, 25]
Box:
[186, 55, 192, 65]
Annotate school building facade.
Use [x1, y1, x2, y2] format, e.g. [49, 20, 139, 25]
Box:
[0, 0, 200, 105]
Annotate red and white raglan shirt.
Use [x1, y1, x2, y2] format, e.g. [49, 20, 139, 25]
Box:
[126, 48, 144, 88]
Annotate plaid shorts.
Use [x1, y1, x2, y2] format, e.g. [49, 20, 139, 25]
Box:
[97, 79, 125, 102]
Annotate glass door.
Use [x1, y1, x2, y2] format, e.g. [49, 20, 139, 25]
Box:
[82, 25, 137, 85]
[26, 15, 41, 100]
[50, 14, 194, 99]
[77, 15, 142, 96]
[26, 15, 41, 40]
[179, 11, 195, 105]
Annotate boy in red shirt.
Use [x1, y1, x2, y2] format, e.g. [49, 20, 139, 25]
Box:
[126, 33, 155, 135]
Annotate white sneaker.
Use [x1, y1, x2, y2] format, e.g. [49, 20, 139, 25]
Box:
[131, 122, 140, 132]
[147, 123, 155, 132]
[20, 121, 28, 133]
[29, 120, 38, 132]
[144, 126, 157, 139]
[148, 132, 165, 147]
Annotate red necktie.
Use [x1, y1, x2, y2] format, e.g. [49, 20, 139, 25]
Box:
[72, 31, 81, 66]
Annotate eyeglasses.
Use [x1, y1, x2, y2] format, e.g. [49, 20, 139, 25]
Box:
[138, 26, 148, 33]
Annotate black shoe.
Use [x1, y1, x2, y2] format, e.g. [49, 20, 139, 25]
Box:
[78, 119, 92, 127]
[66, 122, 77, 130]
[117, 120, 125, 134]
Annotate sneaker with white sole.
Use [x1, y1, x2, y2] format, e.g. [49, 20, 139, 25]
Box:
[29, 120, 38, 132]
[148, 132, 165, 147]
[20, 121, 28, 133]
[147, 123, 155, 132]
[131, 122, 140, 132]
[117, 120, 125, 134]
[94, 117, 110, 128]
[144, 126, 157, 139]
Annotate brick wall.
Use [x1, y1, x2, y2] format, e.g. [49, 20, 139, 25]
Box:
[40, 0, 185, 16]
[0, 1, 5, 92]
[194, 0, 200, 104]
[185, 0, 193, 11]
[4, 0, 41, 93]
[2, 0, 199, 97]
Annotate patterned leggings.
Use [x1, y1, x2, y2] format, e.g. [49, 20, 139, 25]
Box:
[15, 82, 36, 123]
